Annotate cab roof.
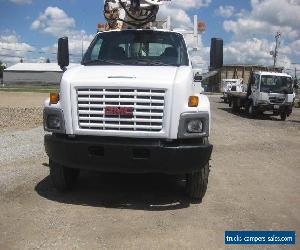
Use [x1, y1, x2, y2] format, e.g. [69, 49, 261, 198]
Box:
[255, 71, 292, 77]
[97, 28, 182, 36]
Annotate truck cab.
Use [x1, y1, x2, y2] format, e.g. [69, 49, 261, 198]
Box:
[43, 28, 213, 201]
[247, 71, 294, 120]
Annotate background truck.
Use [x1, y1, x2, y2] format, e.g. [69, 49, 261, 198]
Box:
[221, 78, 244, 103]
[228, 71, 294, 120]
[43, 0, 221, 201]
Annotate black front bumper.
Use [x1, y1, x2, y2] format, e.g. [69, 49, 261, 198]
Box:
[257, 104, 292, 114]
[44, 135, 213, 174]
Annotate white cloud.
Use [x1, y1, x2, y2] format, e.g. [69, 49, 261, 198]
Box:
[31, 6, 75, 37]
[158, 6, 192, 28]
[157, 0, 211, 72]
[222, 0, 300, 67]
[158, 0, 211, 28]
[9, 0, 32, 5]
[42, 30, 94, 62]
[0, 31, 35, 65]
[31, 7, 94, 62]
[215, 5, 235, 18]
[224, 38, 292, 67]
[170, 0, 211, 10]
[223, 0, 300, 40]
[290, 39, 300, 55]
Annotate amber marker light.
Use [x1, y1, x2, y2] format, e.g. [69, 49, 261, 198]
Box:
[50, 93, 59, 104]
[188, 96, 199, 107]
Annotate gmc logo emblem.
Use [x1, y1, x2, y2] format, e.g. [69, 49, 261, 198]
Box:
[105, 107, 134, 117]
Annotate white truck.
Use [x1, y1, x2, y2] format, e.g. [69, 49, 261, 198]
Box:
[43, 0, 215, 201]
[221, 78, 244, 103]
[228, 71, 294, 120]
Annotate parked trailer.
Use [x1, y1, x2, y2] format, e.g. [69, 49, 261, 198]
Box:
[227, 71, 294, 120]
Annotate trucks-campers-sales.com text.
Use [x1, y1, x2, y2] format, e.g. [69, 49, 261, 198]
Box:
[225, 235, 294, 244]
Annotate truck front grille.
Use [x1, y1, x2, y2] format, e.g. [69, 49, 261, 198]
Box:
[76, 88, 166, 132]
[269, 96, 285, 104]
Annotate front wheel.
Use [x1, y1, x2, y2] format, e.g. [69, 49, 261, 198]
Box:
[49, 160, 80, 192]
[248, 102, 256, 118]
[186, 163, 209, 202]
[280, 112, 287, 121]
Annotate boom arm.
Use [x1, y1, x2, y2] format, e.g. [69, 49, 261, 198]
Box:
[104, 0, 171, 29]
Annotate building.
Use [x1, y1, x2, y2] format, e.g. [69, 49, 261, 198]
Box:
[206, 64, 283, 92]
[3, 63, 63, 86]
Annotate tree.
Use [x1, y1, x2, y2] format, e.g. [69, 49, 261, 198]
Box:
[0, 60, 6, 79]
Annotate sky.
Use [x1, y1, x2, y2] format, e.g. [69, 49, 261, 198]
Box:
[0, 0, 299, 75]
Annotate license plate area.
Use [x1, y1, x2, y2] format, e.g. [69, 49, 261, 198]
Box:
[274, 105, 280, 109]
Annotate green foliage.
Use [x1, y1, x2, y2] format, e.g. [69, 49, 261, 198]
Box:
[0, 60, 6, 78]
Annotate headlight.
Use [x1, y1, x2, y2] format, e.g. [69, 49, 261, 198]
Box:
[178, 112, 209, 139]
[187, 119, 203, 133]
[47, 115, 61, 130]
[43, 107, 65, 133]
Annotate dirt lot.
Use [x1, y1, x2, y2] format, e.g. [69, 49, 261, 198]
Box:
[0, 92, 47, 130]
[0, 93, 299, 250]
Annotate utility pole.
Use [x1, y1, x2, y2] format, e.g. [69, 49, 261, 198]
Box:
[291, 63, 299, 79]
[272, 32, 281, 68]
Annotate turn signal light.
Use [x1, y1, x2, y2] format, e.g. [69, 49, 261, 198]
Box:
[50, 93, 59, 104]
[97, 23, 106, 32]
[188, 96, 199, 107]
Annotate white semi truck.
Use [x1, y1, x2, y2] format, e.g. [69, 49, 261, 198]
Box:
[43, 0, 218, 201]
[228, 71, 294, 120]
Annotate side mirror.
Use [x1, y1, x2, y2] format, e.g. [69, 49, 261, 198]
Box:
[194, 74, 203, 82]
[57, 37, 69, 70]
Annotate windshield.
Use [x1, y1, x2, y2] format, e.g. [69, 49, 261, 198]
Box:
[82, 30, 189, 66]
[260, 75, 293, 94]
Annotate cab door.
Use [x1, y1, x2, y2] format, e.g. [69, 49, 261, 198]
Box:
[250, 74, 260, 105]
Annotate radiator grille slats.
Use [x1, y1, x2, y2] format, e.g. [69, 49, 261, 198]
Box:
[76, 88, 166, 132]
[269, 96, 285, 104]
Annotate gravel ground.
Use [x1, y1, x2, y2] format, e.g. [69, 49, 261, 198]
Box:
[0, 92, 46, 130]
[0, 95, 299, 250]
[0, 107, 43, 130]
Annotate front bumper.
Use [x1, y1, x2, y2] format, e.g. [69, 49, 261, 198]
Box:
[45, 135, 213, 174]
[257, 103, 293, 114]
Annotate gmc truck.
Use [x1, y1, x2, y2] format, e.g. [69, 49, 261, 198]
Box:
[43, 0, 215, 201]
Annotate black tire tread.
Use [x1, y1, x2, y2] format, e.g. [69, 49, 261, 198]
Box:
[49, 160, 79, 192]
[280, 113, 287, 121]
[186, 163, 210, 202]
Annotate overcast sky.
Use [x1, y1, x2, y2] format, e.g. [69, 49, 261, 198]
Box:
[0, 0, 299, 72]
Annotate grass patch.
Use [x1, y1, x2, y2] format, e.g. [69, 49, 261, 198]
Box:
[0, 86, 59, 93]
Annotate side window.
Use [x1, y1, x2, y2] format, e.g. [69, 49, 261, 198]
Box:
[90, 38, 103, 60]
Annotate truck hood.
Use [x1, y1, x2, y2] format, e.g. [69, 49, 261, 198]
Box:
[63, 65, 182, 88]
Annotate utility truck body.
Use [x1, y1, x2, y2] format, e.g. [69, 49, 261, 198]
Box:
[228, 71, 294, 120]
[43, 7, 216, 201]
[221, 78, 244, 103]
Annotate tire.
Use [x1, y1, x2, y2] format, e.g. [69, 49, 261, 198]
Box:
[248, 102, 256, 118]
[280, 112, 287, 121]
[186, 163, 210, 202]
[231, 100, 240, 113]
[49, 160, 80, 192]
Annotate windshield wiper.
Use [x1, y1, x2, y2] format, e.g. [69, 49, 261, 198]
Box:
[83, 59, 124, 66]
[126, 58, 177, 66]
